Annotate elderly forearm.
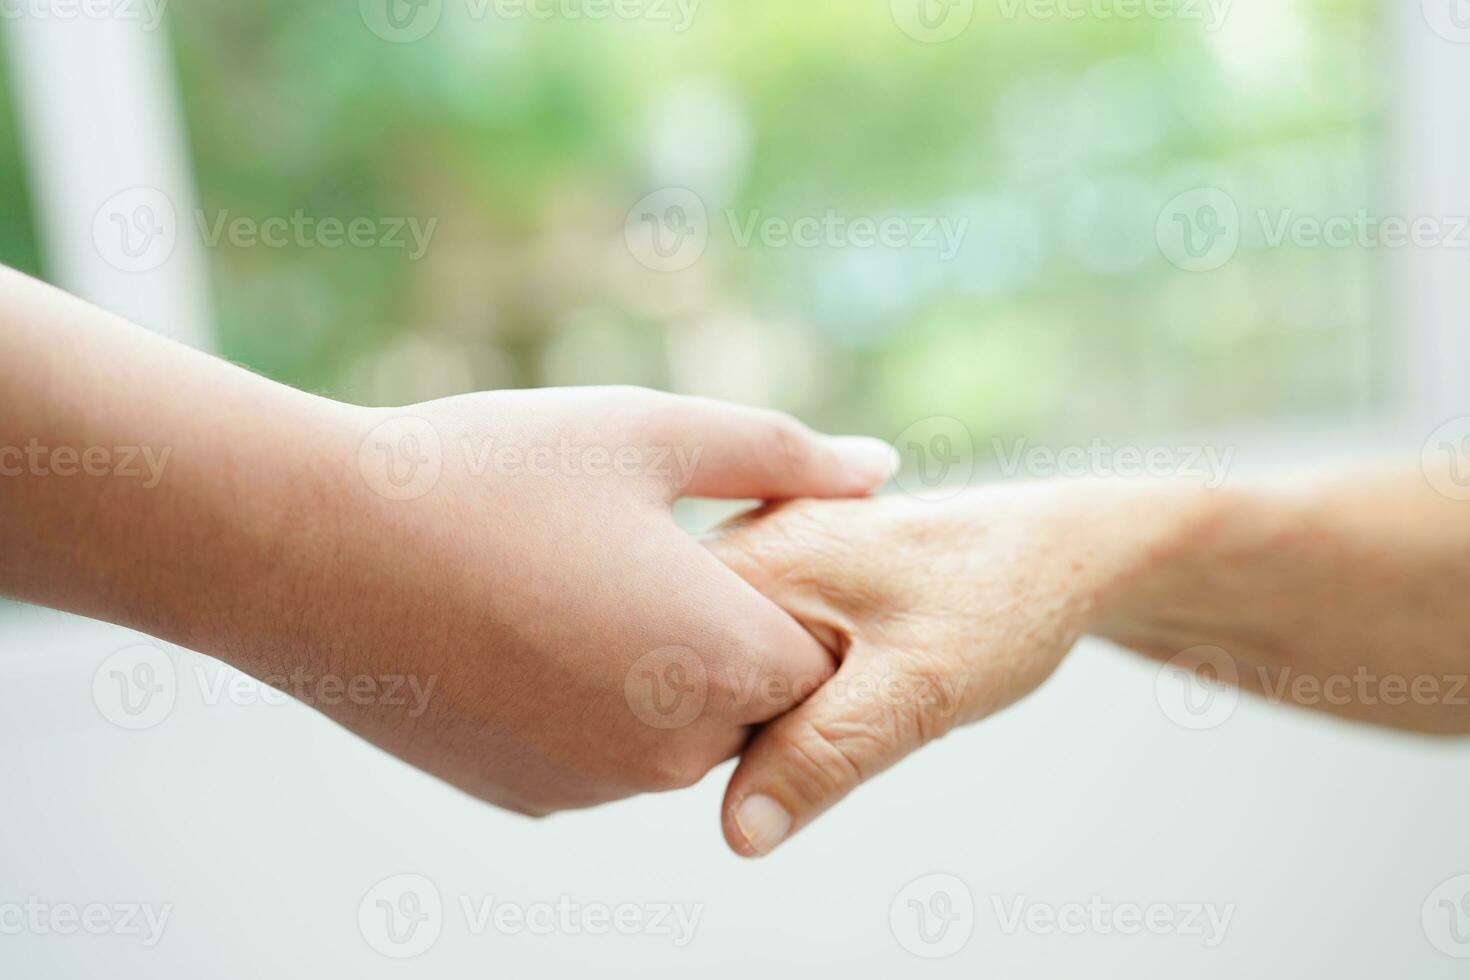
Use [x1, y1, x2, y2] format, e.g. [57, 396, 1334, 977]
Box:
[1097, 469, 1470, 733]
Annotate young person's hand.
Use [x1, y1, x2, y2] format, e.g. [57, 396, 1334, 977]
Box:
[0, 267, 898, 816]
[302, 387, 896, 815]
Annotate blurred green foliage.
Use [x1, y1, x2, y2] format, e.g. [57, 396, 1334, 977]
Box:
[4, 0, 1386, 456]
[0, 44, 40, 278]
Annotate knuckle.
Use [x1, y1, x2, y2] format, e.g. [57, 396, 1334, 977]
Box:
[770, 715, 882, 799]
[636, 747, 713, 792]
[769, 497, 841, 538]
[703, 662, 752, 716]
[908, 699, 947, 747]
[588, 386, 666, 436]
[709, 630, 816, 718]
[905, 666, 966, 737]
[764, 413, 814, 472]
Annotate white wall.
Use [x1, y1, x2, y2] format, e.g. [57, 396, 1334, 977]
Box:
[1, 608, 1467, 977]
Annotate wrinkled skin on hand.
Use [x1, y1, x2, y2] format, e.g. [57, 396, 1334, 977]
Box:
[706, 481, 1184, 856]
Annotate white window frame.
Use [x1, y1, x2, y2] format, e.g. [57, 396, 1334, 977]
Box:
[1390, 2, 1470, 431]
[3, 10, 212, 350]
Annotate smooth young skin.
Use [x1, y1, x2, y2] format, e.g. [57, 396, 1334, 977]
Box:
[0, 265, 898, 815]
[708, 473, 1470, 856]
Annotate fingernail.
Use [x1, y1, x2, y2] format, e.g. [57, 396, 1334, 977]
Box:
[733, 794, 793, 857]
[829, 436, 901, 488]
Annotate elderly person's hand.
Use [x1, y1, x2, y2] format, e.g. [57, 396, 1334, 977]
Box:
[706, 469, 1470, 856]
[703, 481, 1193, 855]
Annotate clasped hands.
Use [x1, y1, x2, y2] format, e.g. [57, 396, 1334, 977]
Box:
[7, 269, 1122, 861]
[280, 386, 1194, 858]
[7, 270, 1465, 863]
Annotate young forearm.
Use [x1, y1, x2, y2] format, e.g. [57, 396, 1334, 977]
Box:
[0, 266, 356, 664]
[1097, 470, 1470, 733]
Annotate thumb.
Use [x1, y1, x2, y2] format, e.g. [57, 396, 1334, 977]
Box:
[720, 650, 946, 858]
[650, 395, 898, 500]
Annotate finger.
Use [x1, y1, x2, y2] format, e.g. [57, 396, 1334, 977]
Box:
[659, 531, 837, 726]
[701, 516, 852, 655]
[720, 651, 932, 858]
[701, 501, 806, 588]
[647, 395, 897, 500]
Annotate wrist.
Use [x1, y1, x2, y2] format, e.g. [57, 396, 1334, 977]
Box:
[146, 394, 367, 674]
[966, 478, 1234, 641]
[215, 402, 500, 687]
[1084, 478, 1246, 643]
[934, 478, 1223, 639]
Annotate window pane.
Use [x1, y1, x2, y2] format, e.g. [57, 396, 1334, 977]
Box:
[165, 1, 1386, 457]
